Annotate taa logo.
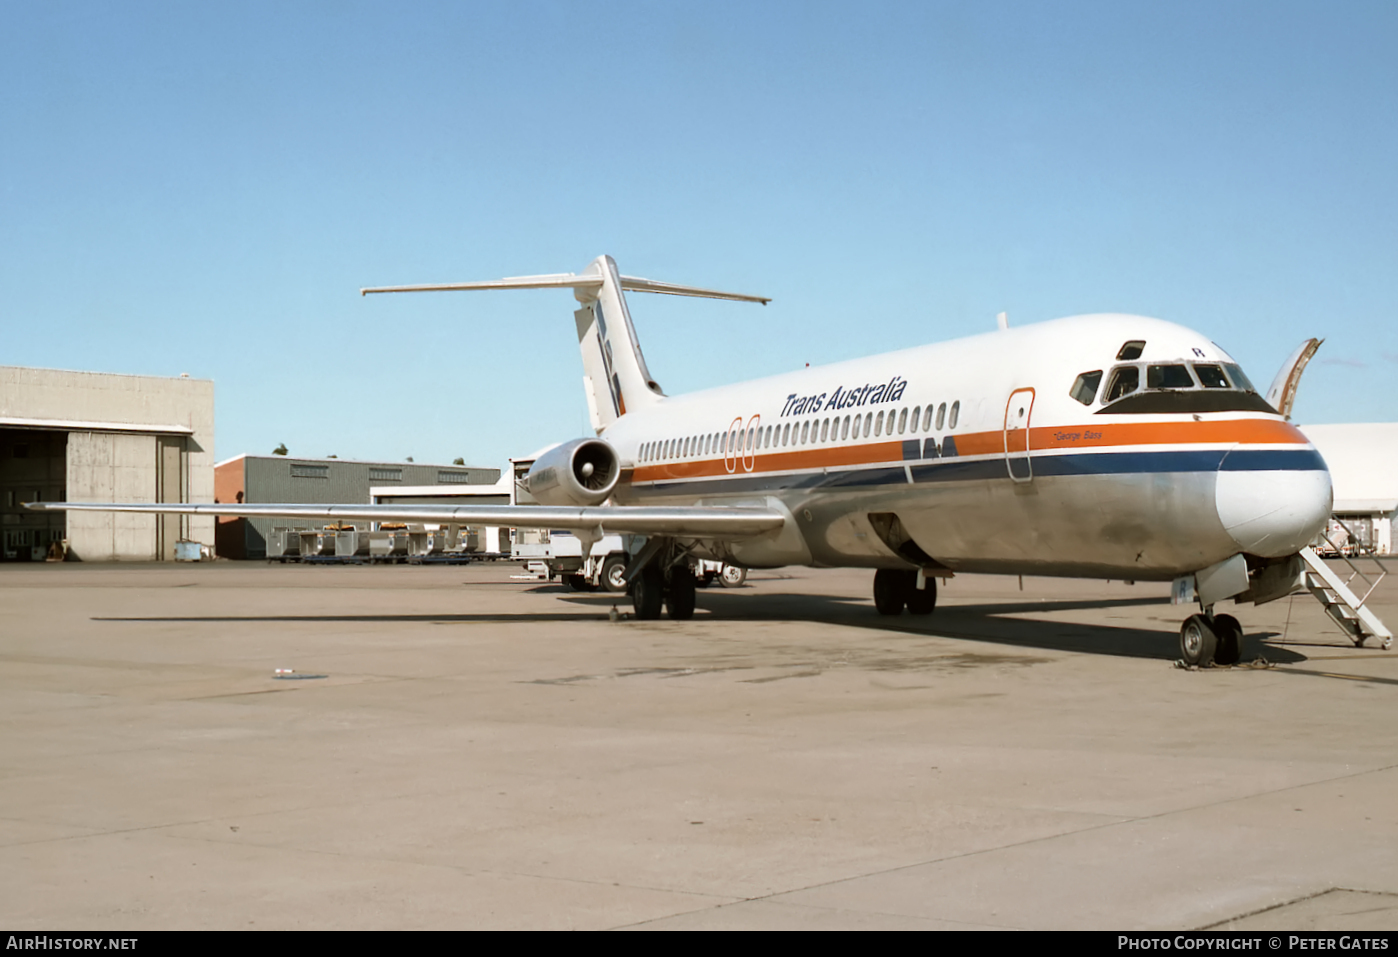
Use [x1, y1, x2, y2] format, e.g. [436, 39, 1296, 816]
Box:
[723, 415, 761, 473]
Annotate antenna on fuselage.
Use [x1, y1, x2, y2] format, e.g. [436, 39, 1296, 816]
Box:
[997, 311, 1009, 330]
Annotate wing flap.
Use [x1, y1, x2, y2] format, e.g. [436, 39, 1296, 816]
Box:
[26, 502, 785, 539]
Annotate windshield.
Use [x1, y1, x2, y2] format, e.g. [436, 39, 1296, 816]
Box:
[1097, 358, 1271, 414]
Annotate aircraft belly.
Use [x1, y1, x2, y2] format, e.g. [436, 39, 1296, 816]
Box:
[623, 468, 1240, 579]
[891, 471, 1236, 579]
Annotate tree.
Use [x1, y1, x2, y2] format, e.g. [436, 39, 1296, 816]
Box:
[273, 444, 288, 456]
[453, 457, 464, 466]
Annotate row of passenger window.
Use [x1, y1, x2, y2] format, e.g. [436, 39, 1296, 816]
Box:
[638, 401, 962, 463]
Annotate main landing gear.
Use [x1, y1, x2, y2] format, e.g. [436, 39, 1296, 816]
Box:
[1179, 611, 1243, 667]
[630, 555, 699, 622]
[873, 569, 937, 616]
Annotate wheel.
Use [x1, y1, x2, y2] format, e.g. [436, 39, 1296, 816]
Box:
[666, 567, 697, 620]
[873, 568, 907, 615]
[906, 576, 937, 615]
[632, 566, 663, 620]
[1212, 613, 1243, 665]
[601, 555, 629, 593]
[564, 574, 595, 592]
[696, 573, 715, 589]
[1180, 614, 1218, 667]
[719, 565, 747, 588]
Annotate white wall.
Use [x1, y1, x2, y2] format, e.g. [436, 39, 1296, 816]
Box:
[1302, 423, 1398, 504]
[1303, 423, 1398, 556]
[0, 366, 215, 559]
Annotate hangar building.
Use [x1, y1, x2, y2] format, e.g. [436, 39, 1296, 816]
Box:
[1303, 423, 1398, 555]
[0, 366, 214, 561]
[215, 455, 500, 558]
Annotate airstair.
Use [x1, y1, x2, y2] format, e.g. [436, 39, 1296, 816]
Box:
[1299, 534, 1392, 649]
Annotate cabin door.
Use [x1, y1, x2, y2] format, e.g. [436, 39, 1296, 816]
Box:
[1003, 388, 1035, 483]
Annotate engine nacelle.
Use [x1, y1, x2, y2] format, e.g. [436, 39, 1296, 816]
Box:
[524, 438, 620, 507]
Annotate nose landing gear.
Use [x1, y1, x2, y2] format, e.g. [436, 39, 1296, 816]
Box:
[1179, 611, 1244, 667]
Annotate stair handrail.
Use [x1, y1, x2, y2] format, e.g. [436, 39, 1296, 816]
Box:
[1315, 527, 1387, 607]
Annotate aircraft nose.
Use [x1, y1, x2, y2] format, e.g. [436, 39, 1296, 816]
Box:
[1215, 458, 1332, 558]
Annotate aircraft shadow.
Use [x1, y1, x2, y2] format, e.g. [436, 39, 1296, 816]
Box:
[673, 588, 1309, 664]
[94, 585, 1308, 664]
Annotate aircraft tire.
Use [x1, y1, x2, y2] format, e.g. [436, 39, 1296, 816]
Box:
[633, 567, 663, 620]
[1212, 614, 1243, 666]
[601, 555, 629, 593]
[873, 569, 906, 615]
[906, 576, 937, 615]
[666, 567, 697, 621]
[1180, 614, 1218, 667]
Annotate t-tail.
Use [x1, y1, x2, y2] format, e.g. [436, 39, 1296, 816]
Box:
[362, 255, 768, 432]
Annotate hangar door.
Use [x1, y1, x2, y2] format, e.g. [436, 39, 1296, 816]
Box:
[156, 434, 186, 561]
[0, 428, 67, 561]
[64, 429, 190, 561]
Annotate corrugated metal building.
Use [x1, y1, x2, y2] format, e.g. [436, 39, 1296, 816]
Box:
[1, 366, 215, 561]
[1302, 423, 1398, 555]
[215, 455, 500, 558]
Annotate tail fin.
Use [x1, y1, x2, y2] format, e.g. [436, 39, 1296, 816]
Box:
[362, 255, 768, 433]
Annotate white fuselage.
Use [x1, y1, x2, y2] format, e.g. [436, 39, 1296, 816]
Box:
[601, 314, 1332, 579]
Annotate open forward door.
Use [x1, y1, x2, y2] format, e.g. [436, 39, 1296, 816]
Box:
[1265, 338, 1322, 420]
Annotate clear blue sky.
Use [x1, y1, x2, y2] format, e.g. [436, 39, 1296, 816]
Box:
[3, 1, 1395, 468]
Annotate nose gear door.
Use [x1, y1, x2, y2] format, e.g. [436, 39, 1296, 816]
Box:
[1003, 388, 1035, 483]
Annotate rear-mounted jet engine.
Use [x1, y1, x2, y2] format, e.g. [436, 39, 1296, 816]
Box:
[524, 438, 620, 507]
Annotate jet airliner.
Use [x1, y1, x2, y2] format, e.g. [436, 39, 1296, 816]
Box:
[30, 255, 1333, 666]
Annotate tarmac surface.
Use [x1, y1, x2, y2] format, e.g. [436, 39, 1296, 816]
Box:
[2, 559, 1396, 930]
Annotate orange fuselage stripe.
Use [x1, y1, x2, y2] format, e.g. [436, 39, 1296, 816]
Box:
[630, 417, 1310, 483]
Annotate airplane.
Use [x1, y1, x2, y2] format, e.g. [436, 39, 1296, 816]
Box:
[28, 255, 1333, 667]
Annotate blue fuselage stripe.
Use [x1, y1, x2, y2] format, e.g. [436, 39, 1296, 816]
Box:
[628, 447, 1326, 499]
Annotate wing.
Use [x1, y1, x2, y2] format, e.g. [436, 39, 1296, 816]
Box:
[24, 502, 785, 539]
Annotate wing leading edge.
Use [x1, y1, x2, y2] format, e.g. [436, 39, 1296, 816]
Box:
[24, 502, 786, 539]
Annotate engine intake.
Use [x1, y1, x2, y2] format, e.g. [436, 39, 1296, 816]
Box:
[524, 438, 620, 507]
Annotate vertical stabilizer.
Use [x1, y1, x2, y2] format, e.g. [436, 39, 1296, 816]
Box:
[572, 256, 664, 431]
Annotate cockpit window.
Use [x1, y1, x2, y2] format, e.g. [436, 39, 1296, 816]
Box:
[1104, 366, 1139, 402]
[1223, 363, 1256, 393]
[1193, 364, 1228, 388]
[1069, 370, 1103, 406]
[1116, 340, 1145, 361]
[1097, 358, 1273, 414]
[1146, 364, 1194, 389]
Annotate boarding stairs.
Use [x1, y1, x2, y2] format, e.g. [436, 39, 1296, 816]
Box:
[1299, 533, 1392, 649]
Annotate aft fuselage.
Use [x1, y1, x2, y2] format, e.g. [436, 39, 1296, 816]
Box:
[603, 314, 1331, 580]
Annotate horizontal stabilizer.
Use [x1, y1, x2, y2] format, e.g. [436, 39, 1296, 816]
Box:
[361, 254, 767, 429]
[617, 276, 769, 304]
[26, 502, 786, 540]
[362, 267, 769, 304]
[361, 273, 601, 296]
